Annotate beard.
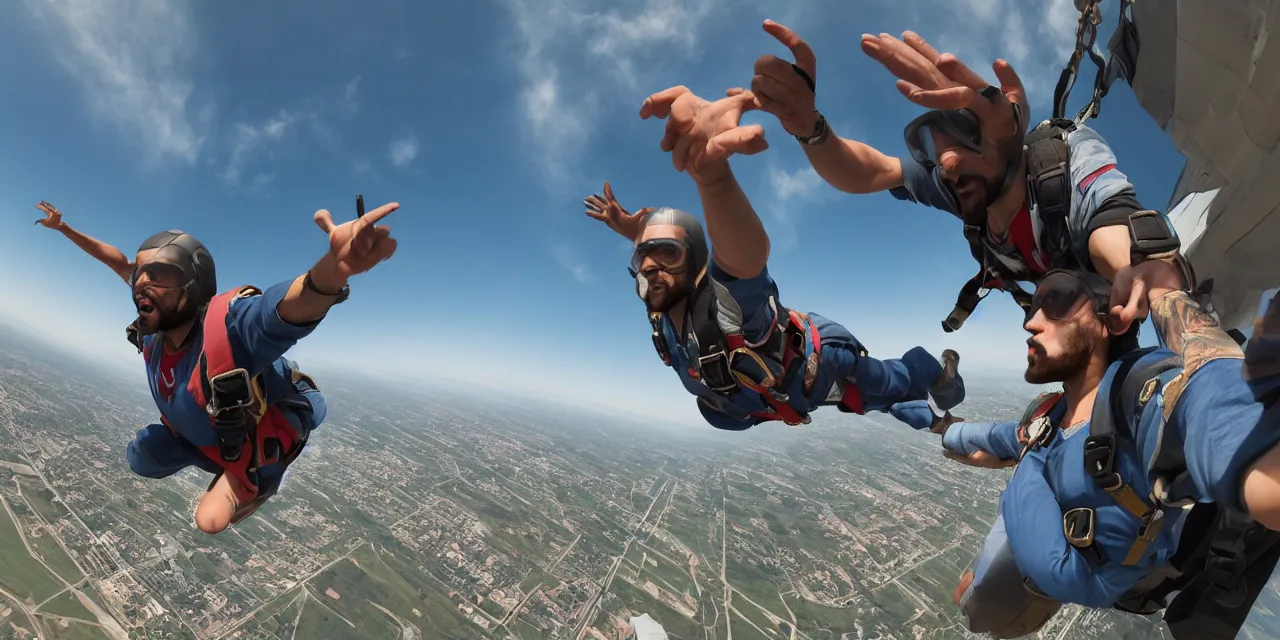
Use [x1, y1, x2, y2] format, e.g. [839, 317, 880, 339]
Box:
[641, 272, 692, 314]
[1025, 323, 1095, 384]
[135, 293, 198, 337]
[956, 173, 1008, 221]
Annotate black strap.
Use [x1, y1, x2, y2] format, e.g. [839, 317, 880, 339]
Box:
[1084, 347, 1180, 483]
[1024, 121, 1079, 271]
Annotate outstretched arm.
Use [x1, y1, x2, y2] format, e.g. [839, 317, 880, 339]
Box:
[225, 202, 400, 376]
[638, 86, 772, 279]
[941, 420, 1022, 468]
[35, 202, 134, 283]
[695, 170, 770, 279]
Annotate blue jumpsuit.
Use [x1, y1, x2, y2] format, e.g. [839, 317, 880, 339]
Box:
[944, 349, 1280, 609]
[125, 281, 327, 497]
[661, 261, 963, 431]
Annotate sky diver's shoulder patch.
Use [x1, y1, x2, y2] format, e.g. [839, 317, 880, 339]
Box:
[1078, 163, 1118, 195]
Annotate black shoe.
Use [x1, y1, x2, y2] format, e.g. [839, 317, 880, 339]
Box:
[932, 349, 960, 391]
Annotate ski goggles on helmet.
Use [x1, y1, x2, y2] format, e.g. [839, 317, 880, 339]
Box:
[628, 238, 687, 277]
[130, 260, 194, 291]
[1027, 269, 1113, 322]
[902, 109, 984, 169]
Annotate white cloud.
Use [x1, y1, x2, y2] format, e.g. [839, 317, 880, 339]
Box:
[221, 110, 300, 185]
[502, 0, 719, 187]
[761, 164, 835, 250]
[23, 0, 205, 164]
[551, 243, 593, 283]
[388, 135, 419, 167]
[343, 76, 361, 113]
[770, 165, 825, 201]
[900, 0, 1085, 112]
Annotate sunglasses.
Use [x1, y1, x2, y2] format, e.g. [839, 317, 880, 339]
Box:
[1027, 270, 1110, 323]
[628, 238, 687, 277]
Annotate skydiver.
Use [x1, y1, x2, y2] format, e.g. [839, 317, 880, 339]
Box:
[935, 264, 1280, 638]
[736, 22, 1192, 332]
[582, 87, 965, 433]
[35, 199, 399, 534]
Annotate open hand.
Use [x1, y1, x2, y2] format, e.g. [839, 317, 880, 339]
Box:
[584, 182, 652, 242]
[34, 201, 64, 229]
[639, 86, 768, 186]
[313, 201, 399, 277]
[863, 32, 1028, 150]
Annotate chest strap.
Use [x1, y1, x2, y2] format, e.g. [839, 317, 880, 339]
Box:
[1073, 347, 1182, 566]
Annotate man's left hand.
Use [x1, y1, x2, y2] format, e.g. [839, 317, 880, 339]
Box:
[639, 86, 768, 186]
[313, 201, 399, 278]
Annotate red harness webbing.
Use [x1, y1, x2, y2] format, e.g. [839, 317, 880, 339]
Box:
[721, 310, 866, 426]
[146, 286, 303, 504]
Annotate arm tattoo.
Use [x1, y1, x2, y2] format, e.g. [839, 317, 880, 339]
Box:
[1150, 290, 1243, 419]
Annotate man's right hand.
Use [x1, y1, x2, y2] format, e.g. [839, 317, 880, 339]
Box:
[584, 182, 652, 243]
[639, 86, 767, 187]
[34, 201, 64, 230]
[733, 20, 820, 139]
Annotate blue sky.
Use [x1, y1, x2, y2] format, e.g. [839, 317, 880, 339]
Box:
[0, 0, 1194, 425]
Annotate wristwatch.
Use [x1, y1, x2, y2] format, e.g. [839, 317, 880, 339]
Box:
[304, 271, 350, 304]
[795, 111, 829, 145]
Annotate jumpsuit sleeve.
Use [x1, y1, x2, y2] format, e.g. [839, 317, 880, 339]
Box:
[1168, 358, 1279, 513]
[708, 260, 780, 344]
[942, 420, 1023, 460]
[224, 280, 322, 377]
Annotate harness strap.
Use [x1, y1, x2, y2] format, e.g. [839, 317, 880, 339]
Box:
[185, 286, 305, 506]
[1077, 347, 1183, 566]
[735, 310, 822, 426]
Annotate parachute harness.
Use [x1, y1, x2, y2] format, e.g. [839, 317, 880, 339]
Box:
[1055, 0, 1138, 123]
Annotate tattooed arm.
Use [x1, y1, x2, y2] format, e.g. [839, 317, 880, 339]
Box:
[1150, 289, 1245, 416]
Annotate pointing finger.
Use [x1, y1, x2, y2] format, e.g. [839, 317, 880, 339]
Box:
[356, 202, 400, 229]
[762, 20, 817, 82]
[314, 209, 336, 233]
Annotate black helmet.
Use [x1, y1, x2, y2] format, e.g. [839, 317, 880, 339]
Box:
[136, 230, 218, 307]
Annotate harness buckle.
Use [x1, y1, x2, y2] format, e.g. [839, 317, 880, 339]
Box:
[728, 347, 779, 390]
[1063, 508, 1095, 547]
[1136, 509, 1164, 542]
[207, 368, 256, 463]
[1082, 434, 1116, 480]
[697, 351, 736, 393]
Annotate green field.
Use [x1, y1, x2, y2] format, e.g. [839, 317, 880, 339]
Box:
[37, 589, 97, 622]
[0, 494, 66, 603]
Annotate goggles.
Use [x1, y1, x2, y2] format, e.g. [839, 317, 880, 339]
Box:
[903, 109, 984, 169]
[628, 238, 687, 277]
[130, 261, 192, 291]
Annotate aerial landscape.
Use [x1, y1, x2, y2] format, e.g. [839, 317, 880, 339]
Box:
[0, 322, 1277, 640]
